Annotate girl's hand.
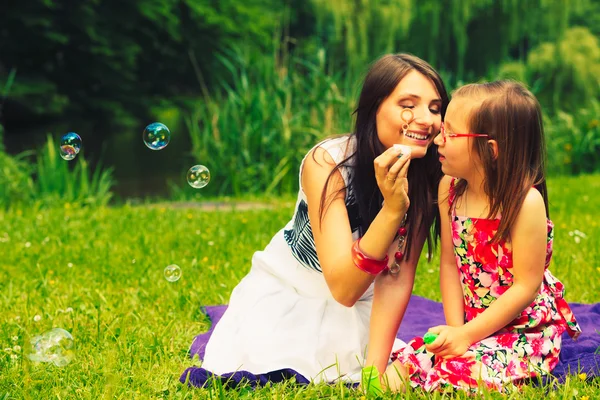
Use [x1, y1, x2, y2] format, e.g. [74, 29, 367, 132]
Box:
[374, 147, 411, 215]
[425, 325, 471, 358]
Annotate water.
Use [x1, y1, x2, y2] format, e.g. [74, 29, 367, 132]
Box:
[3, 118, 193, 198]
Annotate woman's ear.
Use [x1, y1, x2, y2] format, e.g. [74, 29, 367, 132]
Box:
[487, 139, 498, 160]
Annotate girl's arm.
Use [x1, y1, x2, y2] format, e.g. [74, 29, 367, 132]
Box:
[428, 188, 547, 357]
[302, 145, 408, 307]
[438, 176, 465, 327]
[364, 227, 426, 374]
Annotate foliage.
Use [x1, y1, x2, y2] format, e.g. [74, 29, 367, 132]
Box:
[545, 101, 600, 175]
[308, 0, 595, 83]
[2, 0, 598, 121]
[527, 27, 600, 113]
[0, 0, 284, 119]
[0, 150, 36, 207]
[0, 135, 114, 208]
[181, 44, 353, 197]
[34, 135, 115, 206]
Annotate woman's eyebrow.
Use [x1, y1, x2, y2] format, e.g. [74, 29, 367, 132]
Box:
[397, 93, 442, 103]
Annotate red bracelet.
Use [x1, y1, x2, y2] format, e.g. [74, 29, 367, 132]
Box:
[351, 238, 389, 275]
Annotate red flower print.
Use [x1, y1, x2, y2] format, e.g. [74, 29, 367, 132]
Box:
[444, 357, 477, 376]
[511, 313, 530, 328]
[481, 261, 497, 274]
[462, 273, 476, 289]
[480, 353, 491, 366]
[530, 338, 545, 355]
[506, 360, 527, 378]
[411, 337, 424, 350]
[489, 280, 510, 298]
[452, 220, 462, 244]
[496, 333, 518, 349]
[477, 272, 495, 287]
[440, 356, 480, 387]
[475, 218, 500, 232]
[473, 243, 497, 266]
[474, 229, 489, 244]
[498, 253, 510, 269]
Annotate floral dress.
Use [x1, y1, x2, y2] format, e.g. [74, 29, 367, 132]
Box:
[391, 179, 581, 392]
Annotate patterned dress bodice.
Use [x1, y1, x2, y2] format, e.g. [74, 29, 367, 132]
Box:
[449, 179, 581, 338]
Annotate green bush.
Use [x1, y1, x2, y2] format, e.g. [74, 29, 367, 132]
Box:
[0, 149, 36, 207]
[0, 0, 284, 119]
[527, 27, 600, 113]
[0, 135, 115, 208]
[545, 101, 600, 175]
[34, 135, 115, 206]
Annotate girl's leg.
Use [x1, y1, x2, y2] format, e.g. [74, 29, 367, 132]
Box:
[382, 359, 409, 392]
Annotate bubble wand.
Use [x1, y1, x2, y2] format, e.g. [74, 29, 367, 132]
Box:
[361, 365, 383, 395]
[393, 144, 412, 159]
[423, 332, 438, 345]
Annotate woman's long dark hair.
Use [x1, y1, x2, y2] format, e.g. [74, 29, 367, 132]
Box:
[318, 54, 449, 259]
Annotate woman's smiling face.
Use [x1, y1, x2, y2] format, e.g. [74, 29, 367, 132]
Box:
[376, 70, 443, 159]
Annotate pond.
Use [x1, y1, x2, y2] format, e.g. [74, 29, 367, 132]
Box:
[3, 116, 194, 199]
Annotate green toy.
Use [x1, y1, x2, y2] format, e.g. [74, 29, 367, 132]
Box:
[423, 332, 438, 344]
[361, 365, 383, 395]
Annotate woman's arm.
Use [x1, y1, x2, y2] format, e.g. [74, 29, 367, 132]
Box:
[303, 145, 408, 307]
[438, 175, 465, 326]
[363, 228, 426, 374]
[428, 188, 547, 357]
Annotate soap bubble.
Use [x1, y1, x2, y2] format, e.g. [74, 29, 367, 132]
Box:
[29, 328, 75, 367]
[59, 145, 77, 161]
[60, 132, 82, 154]
[164, 264, 182, 282]
[143, 122, 171, 150]
[187, 165, 210, 189]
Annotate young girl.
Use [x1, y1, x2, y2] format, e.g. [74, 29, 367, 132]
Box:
[372, 80, 581, 393]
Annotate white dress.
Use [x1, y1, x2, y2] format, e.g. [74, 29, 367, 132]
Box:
[201, 135, 404, 383]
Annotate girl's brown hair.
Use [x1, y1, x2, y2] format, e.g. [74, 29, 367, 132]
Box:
[452, 80, 548, 243]
[319, 53, 449, 259]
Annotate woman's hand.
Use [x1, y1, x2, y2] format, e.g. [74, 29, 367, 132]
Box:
[425, 325, 471, 358]
[374, 147, 411, 215]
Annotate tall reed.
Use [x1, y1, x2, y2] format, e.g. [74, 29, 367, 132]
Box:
[184, 43, 357, 196]
[34, 135, 114, 206]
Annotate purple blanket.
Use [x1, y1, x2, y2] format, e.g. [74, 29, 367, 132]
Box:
[180, 295, 600, 388]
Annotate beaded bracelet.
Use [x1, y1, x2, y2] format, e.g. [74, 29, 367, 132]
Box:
[351, 238, 389, 275]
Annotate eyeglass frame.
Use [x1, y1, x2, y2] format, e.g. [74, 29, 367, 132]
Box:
[440, 122, 489, 143]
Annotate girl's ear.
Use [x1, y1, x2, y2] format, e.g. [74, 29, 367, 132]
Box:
[487, 139, 498, 160]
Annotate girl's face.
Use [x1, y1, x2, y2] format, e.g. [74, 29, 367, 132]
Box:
[376, 70, 443, 159]
[434, 97, 483, 179]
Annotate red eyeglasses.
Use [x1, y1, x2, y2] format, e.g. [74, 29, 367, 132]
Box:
[440, 122, 489, 143]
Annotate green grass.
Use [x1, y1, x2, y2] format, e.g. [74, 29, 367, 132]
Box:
[1, 175, 599, 399]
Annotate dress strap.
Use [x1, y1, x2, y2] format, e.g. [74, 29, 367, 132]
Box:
[448, 177, 458, 207]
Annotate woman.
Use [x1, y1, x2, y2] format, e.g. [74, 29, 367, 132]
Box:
[181, 53, 449, 386]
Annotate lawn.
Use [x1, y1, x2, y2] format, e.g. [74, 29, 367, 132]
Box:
[0, 175, 598, 399]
